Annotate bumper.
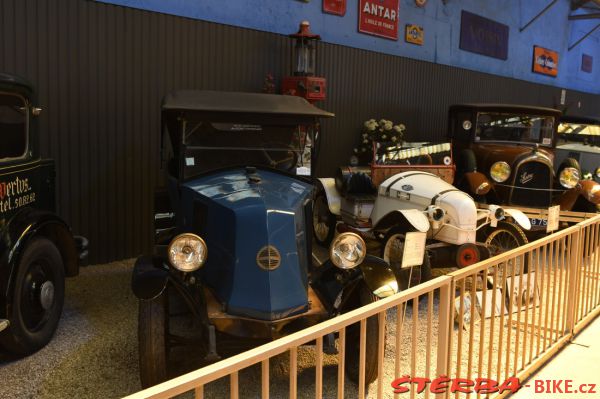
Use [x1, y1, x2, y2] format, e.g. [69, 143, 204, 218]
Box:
[74, 236, 89, 266]
[205, 286, 328, 340]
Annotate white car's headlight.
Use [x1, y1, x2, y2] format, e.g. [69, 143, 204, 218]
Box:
[559, 167, 580, 189]
[490, 161, 511, 183]
[168, 233, 207, 272]
[330, 232, 366, 269]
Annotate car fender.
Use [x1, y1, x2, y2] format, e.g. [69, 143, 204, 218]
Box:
[1, 209, 79, 318]
[357, 255, 398, 298]
[131, 255, 171, 300]
[316, 178, 341, 216]
[579, 180, 600, 204]
[503, 208, 532, 230]
[464, 171, 491, 195]
[372, 209, 430, 233]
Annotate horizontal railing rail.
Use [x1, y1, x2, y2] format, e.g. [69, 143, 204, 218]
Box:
[125, 214, 600, 399]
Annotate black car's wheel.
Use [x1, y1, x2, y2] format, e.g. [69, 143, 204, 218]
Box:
[313, 192, 336, 247]
[139, 290, 169, 388]
[343, 282, 382, 386]
[0, 238, 65, 355]
[381, 228, 432, 290]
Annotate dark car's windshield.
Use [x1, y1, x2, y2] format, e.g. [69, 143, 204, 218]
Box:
[181, 121, 313, 179]
[475, 112, 554, 146]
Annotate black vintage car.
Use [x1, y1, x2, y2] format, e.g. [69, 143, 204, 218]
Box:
[131, 90, 398, 388]
[0, 73, 88, 355]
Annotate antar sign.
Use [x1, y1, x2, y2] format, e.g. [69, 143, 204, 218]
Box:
[359, 0, 399, 40]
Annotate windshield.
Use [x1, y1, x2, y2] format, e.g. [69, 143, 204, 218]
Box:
[558, 122, 600, 136]
[475, 112, 554, 146]
[180, 121, 313, 179]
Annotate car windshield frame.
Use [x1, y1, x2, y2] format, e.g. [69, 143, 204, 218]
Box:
[161, 113, 320, 181]
[0, 91, 29, 163]
[474, 111, 555, 147]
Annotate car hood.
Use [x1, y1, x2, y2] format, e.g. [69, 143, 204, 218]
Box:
[182, 168, 312, 212]
[471, 143, 554, 169]
[179, 168, 314, 321]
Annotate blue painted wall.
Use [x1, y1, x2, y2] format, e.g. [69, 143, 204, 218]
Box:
[96, 0, 600, 94]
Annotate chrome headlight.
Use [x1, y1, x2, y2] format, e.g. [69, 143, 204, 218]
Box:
[168, 233, 207, 272]
[490, 161, 511, 183]
[559, 167, 580, 189]
[595, 167, 600, 178]
[330, 232, 366, 269]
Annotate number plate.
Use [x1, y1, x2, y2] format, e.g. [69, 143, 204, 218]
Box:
[529, 218, 547, 227]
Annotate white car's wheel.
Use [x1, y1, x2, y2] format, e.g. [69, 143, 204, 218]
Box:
[381, 229, 431, 290]
[313, 193, 336, 247]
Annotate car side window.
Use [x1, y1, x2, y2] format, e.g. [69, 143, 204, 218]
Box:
[0, 92, 27, 161]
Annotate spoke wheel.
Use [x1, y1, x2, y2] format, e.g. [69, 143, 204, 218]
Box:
[0, 238, 65, 355]
[313, 193, 336, 247]
[381, 229, 431, 290]
[478, 221, 529, 283]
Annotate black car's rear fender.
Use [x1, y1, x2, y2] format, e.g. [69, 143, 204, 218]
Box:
[1, 208, 79, 318]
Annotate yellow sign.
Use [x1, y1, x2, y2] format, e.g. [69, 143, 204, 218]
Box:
[405, 24, 423, 45]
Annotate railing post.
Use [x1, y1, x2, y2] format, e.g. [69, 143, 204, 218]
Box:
[566, 226, 582, 336]
[436, 278, 452, 399]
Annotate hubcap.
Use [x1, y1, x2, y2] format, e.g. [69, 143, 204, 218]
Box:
[39, 281, 55, 310]
[313, 197, 330, 241]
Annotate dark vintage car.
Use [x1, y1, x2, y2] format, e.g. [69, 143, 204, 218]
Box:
[449, 104, 600, 222]
[0, 73, 87, 355]
[131, 90, 398, 388]
[556, 115, 600, 183]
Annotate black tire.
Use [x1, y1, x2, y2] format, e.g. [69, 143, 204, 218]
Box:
[139, 290, 169, 388]
[381, 228, 432, 290]
[0, 238, 65, 355]
[313, 192, 337, 247]
[343, 283, 382, 386]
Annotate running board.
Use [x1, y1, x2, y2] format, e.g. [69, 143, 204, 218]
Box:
[0, 319, 9, 332]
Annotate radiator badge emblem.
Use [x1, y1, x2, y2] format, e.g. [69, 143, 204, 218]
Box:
[520, 171, 534, 185]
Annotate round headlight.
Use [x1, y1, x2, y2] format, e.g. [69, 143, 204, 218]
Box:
[168, 233, 207, 272]
[559, 167, 580, 189]
[595, 167, 600, 178]
[490, 161, 511, 183]
[330, 232, 366, 269]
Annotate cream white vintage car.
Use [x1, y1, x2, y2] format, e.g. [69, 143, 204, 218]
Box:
[313, 142, 531, 288]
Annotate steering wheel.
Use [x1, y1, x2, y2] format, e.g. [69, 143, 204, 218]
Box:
[261, 144, 299, 172]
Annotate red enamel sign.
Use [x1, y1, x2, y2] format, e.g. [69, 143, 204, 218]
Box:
[358, 0, 399, 40]
[323, 0, 346, 16]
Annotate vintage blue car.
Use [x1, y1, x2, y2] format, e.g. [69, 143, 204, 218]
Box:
[131, 90, 398, 388]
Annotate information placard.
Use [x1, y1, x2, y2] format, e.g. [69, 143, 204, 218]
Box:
[401, 231, 427, 268]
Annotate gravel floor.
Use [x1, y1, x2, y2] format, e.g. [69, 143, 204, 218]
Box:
[0, 256, 591, 399]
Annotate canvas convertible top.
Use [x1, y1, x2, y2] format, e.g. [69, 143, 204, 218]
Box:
[450, 103, 561, 117]
[162, 90, 334, 118]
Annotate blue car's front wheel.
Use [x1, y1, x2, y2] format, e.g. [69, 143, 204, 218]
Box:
[342, 282, 382, 386]
[138, 289, 169, 388]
